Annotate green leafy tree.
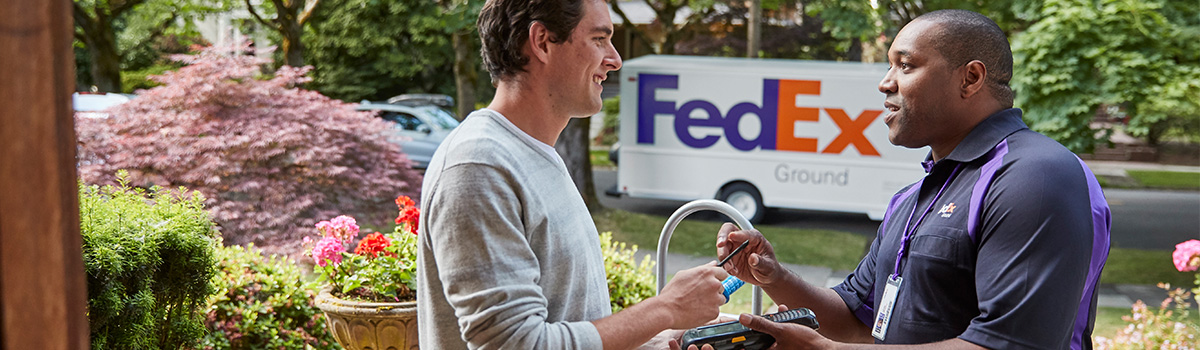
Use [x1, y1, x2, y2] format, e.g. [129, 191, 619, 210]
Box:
[303, 0, 455, 102]
[243, 0, 323, 67]
[441, 0, 484, 120]
[1013, 0, 1199, 151]
[73, 0, 219, 92]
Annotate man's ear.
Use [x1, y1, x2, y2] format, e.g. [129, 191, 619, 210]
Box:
[528, 20, 552, 64]
[961, 60, 987, 98]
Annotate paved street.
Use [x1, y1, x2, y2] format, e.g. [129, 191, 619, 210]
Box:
[594, 169, 1200, 251]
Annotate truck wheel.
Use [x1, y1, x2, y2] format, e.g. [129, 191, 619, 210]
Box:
[719, 183, 765, 224]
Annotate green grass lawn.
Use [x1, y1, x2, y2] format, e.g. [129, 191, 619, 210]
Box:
[1102, 247, 1196, 287]
[592, 208, 870, 272]
[594, 208, 1190, 287]
[1126, 170, 1200, 190]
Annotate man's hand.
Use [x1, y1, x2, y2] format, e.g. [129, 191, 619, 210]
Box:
[658, 264, 729, 329]
[717, 223, 784, 287]
[675, 305, 835, 350]
[736, 305, 835, 350]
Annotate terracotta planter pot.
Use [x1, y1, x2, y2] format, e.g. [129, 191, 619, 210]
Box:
[314, 287, 419, 350]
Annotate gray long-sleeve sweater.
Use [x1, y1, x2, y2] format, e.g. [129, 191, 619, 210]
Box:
[417, 109, 611, 349]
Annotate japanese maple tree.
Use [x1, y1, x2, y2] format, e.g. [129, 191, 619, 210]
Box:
[76, 43, 422, 256]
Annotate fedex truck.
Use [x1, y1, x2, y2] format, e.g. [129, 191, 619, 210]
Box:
[610, 55, 929, 223]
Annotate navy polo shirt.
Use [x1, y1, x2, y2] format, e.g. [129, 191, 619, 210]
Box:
[832, 108, 1111, 350]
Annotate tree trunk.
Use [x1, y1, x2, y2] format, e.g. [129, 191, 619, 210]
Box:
[451, 31, 477, 121]
[83, 22, 121, 92]
[847, 38, 863, 62]
[281, 21, 305, 67]
[555, 117, 600, 212]
[747, 0, 761, 58]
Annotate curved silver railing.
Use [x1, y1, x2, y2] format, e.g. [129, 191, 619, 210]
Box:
[656, 199, 763, 315]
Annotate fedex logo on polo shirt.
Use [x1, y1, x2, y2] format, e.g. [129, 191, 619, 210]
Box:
[636, 73, 882, 156]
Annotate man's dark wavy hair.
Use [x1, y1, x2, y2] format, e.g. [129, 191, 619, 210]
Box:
[477, 0, 587, 83]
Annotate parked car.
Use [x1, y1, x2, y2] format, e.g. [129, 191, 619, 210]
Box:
[73, 92, 132, 118]
[356, 97, 460, 169]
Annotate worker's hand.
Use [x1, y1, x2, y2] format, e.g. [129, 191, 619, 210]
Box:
[737, 305, 835, 350]
[666, 315, 737, 350]
[658, 263, 729, 329]
[717, 223, 784, 287]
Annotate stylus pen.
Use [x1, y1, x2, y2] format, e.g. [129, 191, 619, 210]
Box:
[717, 240, 750, 267]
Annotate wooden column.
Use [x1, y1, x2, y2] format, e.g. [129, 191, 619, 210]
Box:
[0, 0, 90, 348]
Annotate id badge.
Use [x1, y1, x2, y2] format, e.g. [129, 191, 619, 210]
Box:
[871, 275, 903, 341]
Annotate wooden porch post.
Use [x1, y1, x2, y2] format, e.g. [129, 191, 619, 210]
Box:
[0, 0, 90, 348]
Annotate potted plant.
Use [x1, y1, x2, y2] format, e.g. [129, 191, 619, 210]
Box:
[310, 195, 421, 350]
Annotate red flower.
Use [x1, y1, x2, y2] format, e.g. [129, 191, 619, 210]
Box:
[396, 207, 420, 235]
[355, 232, 394, 258]
[395, 195, 415, 210]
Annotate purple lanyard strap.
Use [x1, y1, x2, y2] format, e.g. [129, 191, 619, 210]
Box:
[892, 163, 963, 279]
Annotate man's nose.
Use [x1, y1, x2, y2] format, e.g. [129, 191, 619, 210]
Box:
[605, 42, 622, 71]
[878, 70, 897, 94]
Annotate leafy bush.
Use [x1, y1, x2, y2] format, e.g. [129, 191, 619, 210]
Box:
[593, 96, 620, 147]
[198, 244, 340, 350]
[75, 43, 423, 256]
[1095, 240, 1200, 349]
[1093, 284, 1198, 349]
[80, 172, 219, 349]
[600, 231, 656, 313]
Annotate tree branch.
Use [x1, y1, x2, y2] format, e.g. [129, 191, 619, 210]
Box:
[110, 0, 149, 18]
[243, 0, 276, 29]
[72, 1, 95, 35]
[298, 0, 321, 25]
[609, 0, 659, 54]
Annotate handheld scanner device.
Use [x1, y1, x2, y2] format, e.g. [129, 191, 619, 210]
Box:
[680, 308, 819, 350]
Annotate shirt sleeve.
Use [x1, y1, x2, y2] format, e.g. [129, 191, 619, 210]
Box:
[425, 163, 603, 349]
[833, 181, 917, 327]
[958, 157, 1095, 349]
[832, 229, 882, 327]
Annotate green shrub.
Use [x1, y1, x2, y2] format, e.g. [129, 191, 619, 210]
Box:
[198, 244, 341, 350]
[594, 96, 620, 146]
[81, 171, 220, 349]
[601, 231, 656, 313]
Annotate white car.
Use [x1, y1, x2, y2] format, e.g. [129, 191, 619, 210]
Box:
[356, 100, 460, 169]
[73, 92, 131, 118]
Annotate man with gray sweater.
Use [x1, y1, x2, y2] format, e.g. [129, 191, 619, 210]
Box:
[416, 0, 731, 349]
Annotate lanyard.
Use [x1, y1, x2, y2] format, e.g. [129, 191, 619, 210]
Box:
[892, 163, 963, 279]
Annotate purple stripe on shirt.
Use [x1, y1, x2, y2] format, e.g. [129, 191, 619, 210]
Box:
[967, 140, 1010, 242]
[1071, 158, 1112, 350]
[853, 289, 877, 326]
[853, 182, 921, 327]
[881, 180, 923, 238]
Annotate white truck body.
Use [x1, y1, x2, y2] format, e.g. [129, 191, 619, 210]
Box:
[613, 55, 929, 222]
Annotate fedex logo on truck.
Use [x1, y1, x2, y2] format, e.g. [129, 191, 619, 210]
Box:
[636, 73, 883, 156]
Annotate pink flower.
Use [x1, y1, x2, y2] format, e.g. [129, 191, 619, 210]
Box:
[1171, 239, 1200, 272]
[312, 236, 345, 267]
[316, 215, 360, 242]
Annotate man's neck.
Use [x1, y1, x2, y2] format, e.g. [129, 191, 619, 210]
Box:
[487, 80, 570, 146]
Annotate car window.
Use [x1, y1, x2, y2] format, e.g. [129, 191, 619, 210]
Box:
[420, 106, 461, 129]
[381, 111, 424, 131]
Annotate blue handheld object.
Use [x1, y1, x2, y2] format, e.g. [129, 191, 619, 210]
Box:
[721, 276, 745, 303]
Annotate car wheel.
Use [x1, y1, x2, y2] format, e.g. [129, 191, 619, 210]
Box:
[719, 183, 765, 224]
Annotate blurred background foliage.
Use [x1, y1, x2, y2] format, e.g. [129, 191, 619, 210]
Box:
[72, 0, 1199, 152]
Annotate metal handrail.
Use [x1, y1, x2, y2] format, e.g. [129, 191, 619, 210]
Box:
[656, 199, 763, 315]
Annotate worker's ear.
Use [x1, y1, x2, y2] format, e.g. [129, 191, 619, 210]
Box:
[528, 20, 552, 64]
[960, 60, 986, 99]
